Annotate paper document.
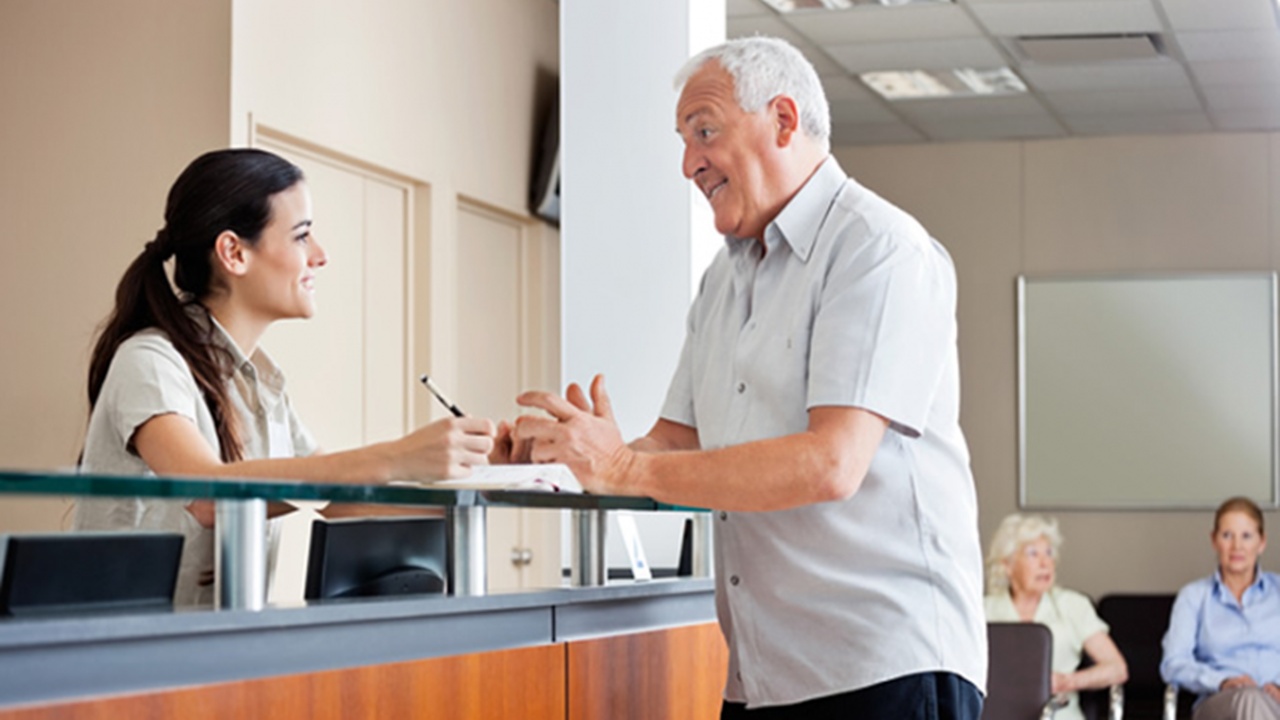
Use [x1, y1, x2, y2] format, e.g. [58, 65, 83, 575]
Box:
[405, 464, 583, 493]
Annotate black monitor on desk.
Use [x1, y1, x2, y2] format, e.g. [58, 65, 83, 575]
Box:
[0, 532, 183, 617]
[305, 516, 448, 600]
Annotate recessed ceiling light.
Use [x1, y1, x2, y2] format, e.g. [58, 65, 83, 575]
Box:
[860, 67, 1027, 100]
[763, 0, 951, 11]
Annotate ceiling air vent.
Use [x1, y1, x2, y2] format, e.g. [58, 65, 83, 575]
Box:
[1014, 33, 1165, 64]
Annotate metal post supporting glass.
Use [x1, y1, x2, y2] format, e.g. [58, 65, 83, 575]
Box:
[448, 506, 487, 596]
[691, 512, 714, 577]
[215, 498, 267, 611]
[570, 509, 607, 586]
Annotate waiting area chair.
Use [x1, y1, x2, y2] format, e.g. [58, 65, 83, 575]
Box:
[1086, 594, 1194, 720]
[984, 622, 1065, 720]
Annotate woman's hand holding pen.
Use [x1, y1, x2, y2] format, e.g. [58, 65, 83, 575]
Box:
[384, 417, 496, 480]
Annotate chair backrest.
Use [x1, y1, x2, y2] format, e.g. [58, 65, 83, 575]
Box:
[1096, 594, 1193, 720]
[983, 622, 1054, 720]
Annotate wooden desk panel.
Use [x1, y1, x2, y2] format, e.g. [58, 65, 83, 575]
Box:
[567, 622, 727, 720]
[0, 644, 566, 720]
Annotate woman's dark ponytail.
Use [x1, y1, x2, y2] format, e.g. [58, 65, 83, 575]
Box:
[86, 149, 304, 464]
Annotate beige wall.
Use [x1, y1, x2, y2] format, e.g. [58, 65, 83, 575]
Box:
[0, 0, 231, 529]
[835, 133, 1280, 598]
[231, 0, 557, 215]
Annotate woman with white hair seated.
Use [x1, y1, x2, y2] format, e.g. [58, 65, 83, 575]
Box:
[985, 513, 1128, 720]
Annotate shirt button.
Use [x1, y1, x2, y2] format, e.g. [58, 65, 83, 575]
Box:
[730, 575, 740, 586]
[719, 511, 727, 521]
[736, 382, 746, 394]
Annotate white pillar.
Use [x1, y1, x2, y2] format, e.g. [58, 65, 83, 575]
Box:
[560, 0, 725, 441]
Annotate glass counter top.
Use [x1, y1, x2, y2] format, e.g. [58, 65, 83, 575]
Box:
[0, 468, 704, 513]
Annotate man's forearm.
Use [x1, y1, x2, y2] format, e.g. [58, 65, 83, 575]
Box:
[621, 408, 886, 512]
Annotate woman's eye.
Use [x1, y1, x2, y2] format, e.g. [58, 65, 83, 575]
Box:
[294, 232, 311, 244]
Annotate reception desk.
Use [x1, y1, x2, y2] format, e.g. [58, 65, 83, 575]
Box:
[0, 580, 724, 719]
[0, 471, 725, 718]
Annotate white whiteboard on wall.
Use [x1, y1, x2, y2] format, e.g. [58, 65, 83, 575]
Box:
[1018, 274, 1278, 509]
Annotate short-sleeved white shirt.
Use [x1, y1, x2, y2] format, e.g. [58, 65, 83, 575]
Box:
[985, 587, 1110, 720]
[75, 309, 316, 607]
[661, 157, 986, 708]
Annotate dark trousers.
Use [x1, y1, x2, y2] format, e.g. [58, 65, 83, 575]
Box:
[720, 671, 982, 720]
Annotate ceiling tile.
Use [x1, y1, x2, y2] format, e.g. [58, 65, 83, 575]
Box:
[1043, 86, 1203, 115]
[830, 122, 927, 145]
[892, 94, 1052, 121]
[915, 115, 1065, 141]
[782, 5, 982, 46]
[821, 75, 876, 102]
[1019, 60, 1190, 92]
[1175, 31, 1280, 62]
[1211, 107, 1280, 130]
[1201, 84, 1280, 110]
[823, 37, 1006, 73]
[830, 98, 902, 124]
[728, 16, 845, 74]
[967, 0, 1162, 37]
[1192, 59, 1280, 87]
[1061, 112, 1213, 134]
[1157, 0, 1277, 32]
[727, 0, 774, 18]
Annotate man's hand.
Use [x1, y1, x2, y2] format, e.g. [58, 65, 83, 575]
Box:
[489, 420, 532, 464]
[1262, 683, 1280, 703]
[1051, 672, 1075, 695]
[514, 375, 635, 494]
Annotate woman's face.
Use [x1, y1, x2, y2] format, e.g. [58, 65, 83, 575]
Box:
[239, 182, 326, 321]
[1213, 511, 1265, 578]
[1006, 536, 1056, 598]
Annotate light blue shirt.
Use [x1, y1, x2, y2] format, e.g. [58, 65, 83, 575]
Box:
[1161, 570, 1280, 698]
[660, 157, 986, 708]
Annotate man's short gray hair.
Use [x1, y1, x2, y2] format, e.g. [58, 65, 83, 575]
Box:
[984, 513, 1064, 596]
[675, 36, 831, 152]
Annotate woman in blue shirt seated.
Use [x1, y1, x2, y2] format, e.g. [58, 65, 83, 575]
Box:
[1162, 496, 1280, 720]
[984, 513, 1128, 720]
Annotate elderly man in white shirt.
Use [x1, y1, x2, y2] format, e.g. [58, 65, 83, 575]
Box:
[515, 36, 986, 718]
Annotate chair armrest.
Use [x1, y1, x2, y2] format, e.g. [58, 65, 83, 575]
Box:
[1108, 683, 1124, 720]
[1164, 684, 1179, 720]
[1040, 693, 1069, 720]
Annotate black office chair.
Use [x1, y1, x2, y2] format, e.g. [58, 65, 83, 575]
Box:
[1091, 594, 1195, 720]
[984, 622, 1065, 720]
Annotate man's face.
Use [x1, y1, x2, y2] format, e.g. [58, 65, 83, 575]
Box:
[676, 62, 782, 242]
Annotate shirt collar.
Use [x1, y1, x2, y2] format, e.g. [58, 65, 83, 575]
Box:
[725, 155, 846, 263]
[1213, 568, 1268, 597]
[185, 303, 287, 393]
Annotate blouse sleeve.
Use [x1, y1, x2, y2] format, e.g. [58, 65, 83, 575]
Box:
[1161, 580, 1230, 694]
[100, 333, 203, 453]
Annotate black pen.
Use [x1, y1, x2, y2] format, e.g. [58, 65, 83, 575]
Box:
[419, 374, 465, 417]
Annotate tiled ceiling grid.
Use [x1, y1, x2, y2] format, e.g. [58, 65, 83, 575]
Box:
[726, 0, 1280, 144]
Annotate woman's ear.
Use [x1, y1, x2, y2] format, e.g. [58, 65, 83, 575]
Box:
[212, 230, 250, 277]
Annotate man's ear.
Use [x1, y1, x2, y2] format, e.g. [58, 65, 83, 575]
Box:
[770, 95, 802, 147]
[212, 230, 250, 277]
